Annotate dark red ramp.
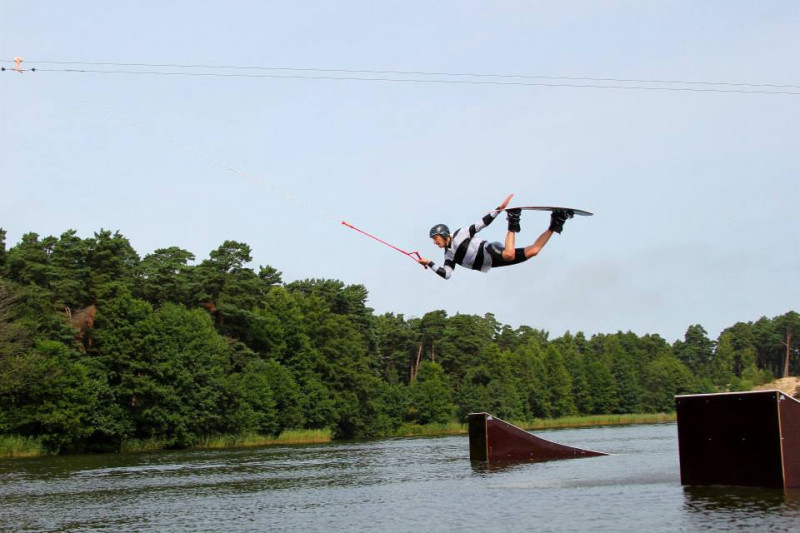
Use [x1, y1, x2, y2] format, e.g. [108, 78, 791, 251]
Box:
[676, 390, 800, 489]
[468, 412, 607, 463]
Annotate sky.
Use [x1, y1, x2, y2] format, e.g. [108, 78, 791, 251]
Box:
[2, 1, 799, 343]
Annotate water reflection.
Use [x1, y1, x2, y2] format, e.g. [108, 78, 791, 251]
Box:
[684, 485, 800, 511]
[683, 486, 800, 528]
[469, 459, 533, 476]
[469, 456, 601, 476]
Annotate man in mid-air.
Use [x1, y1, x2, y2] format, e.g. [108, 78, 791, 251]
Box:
[417, 194, 572, 280]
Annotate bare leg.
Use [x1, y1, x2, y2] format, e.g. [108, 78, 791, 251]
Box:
[523, 229, 555, 259]
[502, 231, 517, 260]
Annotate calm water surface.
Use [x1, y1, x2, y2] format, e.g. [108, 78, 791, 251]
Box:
[1, 423, 798, 532]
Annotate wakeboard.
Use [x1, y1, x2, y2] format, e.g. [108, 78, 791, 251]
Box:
[499, 206, 593, 216]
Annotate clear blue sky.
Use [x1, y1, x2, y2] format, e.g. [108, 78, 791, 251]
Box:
[2, 1, 799, 342]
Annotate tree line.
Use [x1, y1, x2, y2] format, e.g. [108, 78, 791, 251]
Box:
[0, 228, 797, 453]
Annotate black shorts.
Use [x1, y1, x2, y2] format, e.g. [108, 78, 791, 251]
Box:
[487, 243, 530, 268]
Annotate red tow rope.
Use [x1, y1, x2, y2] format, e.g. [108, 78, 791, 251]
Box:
[341, 221, 426, 268]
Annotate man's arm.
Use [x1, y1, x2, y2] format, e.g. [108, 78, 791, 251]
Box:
[498, 194, 514, 210]
[417, 256, 454, 279]
[468, 193, 514, 236]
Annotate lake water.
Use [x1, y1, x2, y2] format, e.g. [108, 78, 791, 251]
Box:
[1, 423, 798, 532]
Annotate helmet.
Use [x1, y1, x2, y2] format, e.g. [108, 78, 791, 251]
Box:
[429, 224, 450, 239]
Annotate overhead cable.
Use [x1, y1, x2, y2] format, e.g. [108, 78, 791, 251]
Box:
[3, 59, 798, 95]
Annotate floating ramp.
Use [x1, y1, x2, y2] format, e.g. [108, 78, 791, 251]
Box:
[467, 412, 607, 463]
[676, 390, 800, 489]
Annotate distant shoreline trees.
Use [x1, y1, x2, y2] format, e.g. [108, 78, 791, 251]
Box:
[0, 228, 796, 453]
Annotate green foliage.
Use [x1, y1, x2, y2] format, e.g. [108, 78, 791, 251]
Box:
[562, 348, 591, 414]
[47, 230, 91, 308]
[674, 324, 716, 377]
[721, 313, 800, 378]
[1, 341, 98, 452]
[5, 233, 55, 287]
[468, 345, 524, 420]
[408, 362, 454, 424]
[437, 313, 495, 384]
[640, 355, 696, 412]
[233, 359, 279, 435]
[510, 339, 548, 418]
[375, 312, 419, 384]
[0, 281, 31, 362]
[91, 295, 235, 447]
[299, 376, 337, 430]
[135, 246, 195, 306]
[711, 334, 737, 389]
[1, 227, 797, 453]
[585, 358, 618, 415]
[543, 346, 577, 418]
[456, 365, 492, 418]
[261, 358, 306, 433]
[610, 344, 641, 413]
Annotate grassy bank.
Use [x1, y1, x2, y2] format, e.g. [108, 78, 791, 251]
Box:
[0, 435, 46, 458]
[0, 429, 334, 458]
[518, 412, 676, 430]
[392, 421, 468, 437]
[195, 429, 333, 450]
[391, 412, 676, 438]
[120, 429, 333, 453]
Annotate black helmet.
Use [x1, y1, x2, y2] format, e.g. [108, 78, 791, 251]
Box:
[429, 224, 450, 239]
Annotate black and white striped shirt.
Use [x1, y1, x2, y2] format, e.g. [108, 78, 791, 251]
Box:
[429, 210, 501, 279]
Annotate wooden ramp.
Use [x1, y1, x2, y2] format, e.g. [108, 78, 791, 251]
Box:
[467, 412, 607, 463]
[676, 389, 800, 489]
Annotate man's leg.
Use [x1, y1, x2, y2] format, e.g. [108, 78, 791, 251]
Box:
[523, 229, 554, 259]
[521, 209, 573, 259]
[502, 225, 552, 262]
[500, 209, 573, 262]
[502, 209, 522, 260]
[502, 230, 517, 260]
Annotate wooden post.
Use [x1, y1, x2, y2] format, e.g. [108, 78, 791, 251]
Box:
[411, 342, 423, 382]
[783, 326, 793, 378]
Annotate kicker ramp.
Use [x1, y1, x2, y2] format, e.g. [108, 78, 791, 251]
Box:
[467, 412, 608, 463]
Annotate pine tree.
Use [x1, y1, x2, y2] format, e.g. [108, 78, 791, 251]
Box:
[544, 345, 576, 418]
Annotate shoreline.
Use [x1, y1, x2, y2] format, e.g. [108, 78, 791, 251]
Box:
[0, 413, 676, 459]
[391, 412, 676, 438]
